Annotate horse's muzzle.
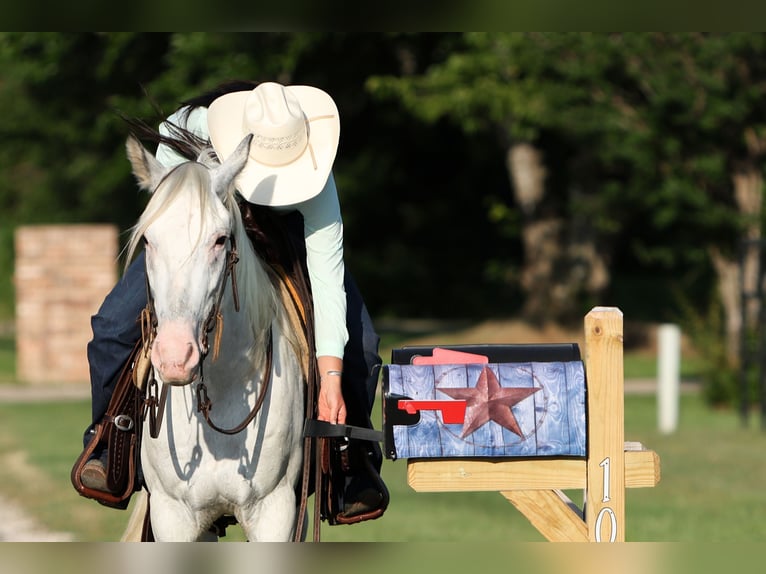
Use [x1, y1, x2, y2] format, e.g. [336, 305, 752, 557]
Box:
[151, 323, 202, 385]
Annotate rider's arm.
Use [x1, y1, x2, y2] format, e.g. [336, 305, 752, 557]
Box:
[294, 173, 349, 424]
[294, 172, 349, 360]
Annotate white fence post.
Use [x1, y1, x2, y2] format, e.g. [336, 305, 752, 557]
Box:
[657, 323, 681, 434]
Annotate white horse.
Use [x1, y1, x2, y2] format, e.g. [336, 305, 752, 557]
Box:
[121, 134, 306, 541]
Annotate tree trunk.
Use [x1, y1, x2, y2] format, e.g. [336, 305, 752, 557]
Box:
[710, 247, 744, 363]
[507, 142, 556, 322]
[507, 142, 609, 324]
[714, 163, 763, 363]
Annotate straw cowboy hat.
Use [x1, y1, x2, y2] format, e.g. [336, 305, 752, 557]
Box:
[207, 82, 340, 207]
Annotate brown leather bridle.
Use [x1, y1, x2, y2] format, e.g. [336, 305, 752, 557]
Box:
[141, 234, 274, 438]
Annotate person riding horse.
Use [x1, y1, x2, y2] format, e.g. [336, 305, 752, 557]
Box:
[80, 81, 385, 520]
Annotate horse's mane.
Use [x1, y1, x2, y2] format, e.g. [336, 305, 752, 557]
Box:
[125, 129, 278, 347]
[121, 80, 259, 163]
[123, 114, 214, 165]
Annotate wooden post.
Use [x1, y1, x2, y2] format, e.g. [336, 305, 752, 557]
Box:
[657, 323, 681, 434]
[501, 489, 587, 541]
[584, 307, 625, 542]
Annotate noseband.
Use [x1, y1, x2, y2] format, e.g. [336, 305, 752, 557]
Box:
[141, 234, 274, 437]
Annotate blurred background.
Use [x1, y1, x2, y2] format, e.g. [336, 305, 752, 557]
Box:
[2, 32, 766, 542]
[3, 32, 766, 405]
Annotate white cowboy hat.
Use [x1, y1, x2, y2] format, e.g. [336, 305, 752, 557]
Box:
[207, 82, 340, 206]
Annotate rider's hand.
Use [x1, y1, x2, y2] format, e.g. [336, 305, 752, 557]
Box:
[317, 355, 346, 424]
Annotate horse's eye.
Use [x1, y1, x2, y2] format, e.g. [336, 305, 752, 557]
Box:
[215, 236, 228, 247]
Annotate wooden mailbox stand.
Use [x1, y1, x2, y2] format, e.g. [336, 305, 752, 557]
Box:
[405, 307, 660, 542]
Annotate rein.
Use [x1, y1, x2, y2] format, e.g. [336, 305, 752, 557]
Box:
[196, 328, 273, 434]
[143, 234, 272, 438]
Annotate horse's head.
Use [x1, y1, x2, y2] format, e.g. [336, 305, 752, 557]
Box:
[125, 134, 252, 385]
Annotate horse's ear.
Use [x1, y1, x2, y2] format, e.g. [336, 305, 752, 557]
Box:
[125, 135, 169, 193]
[211, 134, 253, 199]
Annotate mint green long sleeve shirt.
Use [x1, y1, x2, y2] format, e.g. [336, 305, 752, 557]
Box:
[156, 106, 349, 359]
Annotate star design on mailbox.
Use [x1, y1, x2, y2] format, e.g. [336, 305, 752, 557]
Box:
[437, 366, 541, 438]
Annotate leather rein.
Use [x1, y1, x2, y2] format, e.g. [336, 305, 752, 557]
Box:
[141, 234, 274, 438]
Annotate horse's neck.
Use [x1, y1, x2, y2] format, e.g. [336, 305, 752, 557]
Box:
[212, 298, 265, 380]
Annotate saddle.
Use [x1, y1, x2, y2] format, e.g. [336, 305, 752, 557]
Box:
[70, 337, 149, 509]
[70, 201, 389, 539]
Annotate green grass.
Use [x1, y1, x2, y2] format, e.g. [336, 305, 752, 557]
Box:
[0, 328, 747, 542]
[1, 391, 766, 541]
[0, 399, 136, 541]
[326, 392, 766, 542]
[622, 352, 705, 380]
[0, 335, 16, 383]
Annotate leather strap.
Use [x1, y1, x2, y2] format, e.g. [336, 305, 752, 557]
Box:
[71, 338, 146, 509]
[145, 376, 168, 440]
[303, 419, 384, 443]
[196, 328, 274, 435]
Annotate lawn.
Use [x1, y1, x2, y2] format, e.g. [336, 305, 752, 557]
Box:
[1, 389, 766, 542]
[1, 319, 760, 543]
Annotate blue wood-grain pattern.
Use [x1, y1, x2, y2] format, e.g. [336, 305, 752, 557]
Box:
[385, 362, 586, 459]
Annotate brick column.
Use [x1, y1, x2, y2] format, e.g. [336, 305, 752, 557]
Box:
[14, 225, 118, 385]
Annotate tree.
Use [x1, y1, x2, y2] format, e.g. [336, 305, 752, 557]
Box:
[6, 32, 764, 343]
[613, 33, 766, 361]
[368, 33, 766, 343]
[0, 33, 174, 315]
[0, 32, 503, 321]
[0, 33, 329, 315]
[367, 33, 636, 323]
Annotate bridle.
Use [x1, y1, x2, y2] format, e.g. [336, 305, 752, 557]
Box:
[201, 233, 241, 361]
[141, 233, 274, 438]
